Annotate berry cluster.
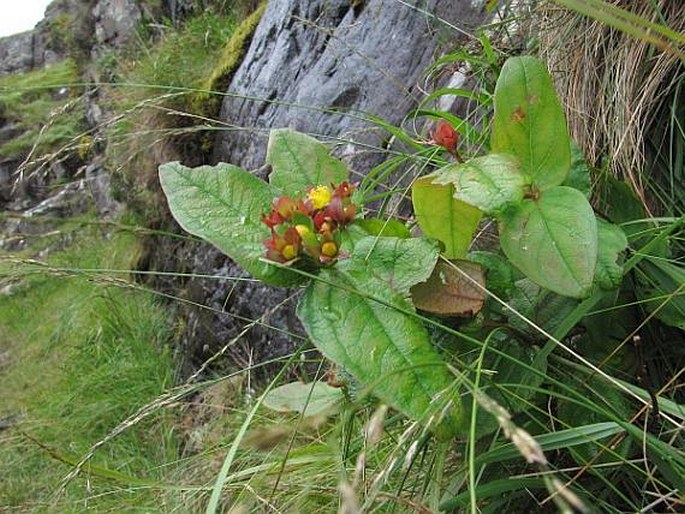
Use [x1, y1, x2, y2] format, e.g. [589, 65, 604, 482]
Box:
[262, 182, 358, 266]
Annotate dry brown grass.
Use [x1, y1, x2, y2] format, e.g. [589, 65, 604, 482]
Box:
[537, 0, 684, 214]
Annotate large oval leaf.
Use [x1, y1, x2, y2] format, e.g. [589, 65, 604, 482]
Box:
[499, 186, 597, 298]
[412, 176, 482, 258]
[297, 245, 463, 437]
[431, 154, 525, 215]
[159, 161, 303, 286]
[353, 218, 411, 239]
[491, 56, 571, 189]
[266, 128, 349, 195]
[349, 236, 440, 295]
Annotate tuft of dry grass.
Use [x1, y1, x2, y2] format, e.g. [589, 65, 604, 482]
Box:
[537, 0, 684, 215]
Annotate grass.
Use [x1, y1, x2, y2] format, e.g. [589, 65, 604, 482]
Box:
[0, 60, 84, 160]
[0, 216, 179, 511]
[103, 6, 265, 222]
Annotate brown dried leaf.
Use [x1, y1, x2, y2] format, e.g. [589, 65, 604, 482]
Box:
[411, 259, 485, 316]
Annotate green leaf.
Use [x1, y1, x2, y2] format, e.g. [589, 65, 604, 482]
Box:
[338, 223, 373, 255]
[263, 381, 344, 417]
[598, 175, 645, 225]
[159, 161, 303, 286]
[412, 176, 482, 258]
[499, 186, 598, 298]
[266, 128, 348, 195]
[431, 154, 525, 215]
[508, 279, 579, 336]
[468, 251, 516, 296]
[353, 218, 411, 239]
[562, 143, 592, 198]
[491, 56, 571, 188]
[297, 267, 463, 437]
[595, 218, 628, 290]
[349, 236, 440, 296]
[595, 176, 674, 256]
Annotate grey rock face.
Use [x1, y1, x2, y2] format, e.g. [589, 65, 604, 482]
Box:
[164, 0, 203, 25]
[92, 0, 143, 48]
[85, 156, 123, 219]
[0, 32, 35, 76]
[178, 0, 488, 374]
[214, 0, 485, 169]
[0, 159, 20, 204]
[0, 0, 92, 76]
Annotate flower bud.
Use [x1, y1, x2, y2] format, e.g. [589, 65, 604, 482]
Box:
[333, 181, 355, 199]
[321, 241, 338, 258]
[274, 196, 304, 220]
[430, 120, 459, 155]
[295, 224, 311, 236]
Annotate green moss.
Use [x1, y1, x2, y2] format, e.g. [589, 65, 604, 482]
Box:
[0, 60, 79, 115]
[190, 2, 267, 117]
[0, 109, 83, 158]
[46, 12, 76, 55]
[115, 10, 240, 97]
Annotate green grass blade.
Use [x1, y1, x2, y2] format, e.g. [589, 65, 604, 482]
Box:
[440, 477, 546, 510]
[476, 422, 623, 465]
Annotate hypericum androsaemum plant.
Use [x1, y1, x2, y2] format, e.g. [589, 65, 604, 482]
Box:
[159, 129, 467, 437]
[159, 56, 629, 437]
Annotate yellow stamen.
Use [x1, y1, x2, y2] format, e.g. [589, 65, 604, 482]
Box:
[308, 185, 333, 210]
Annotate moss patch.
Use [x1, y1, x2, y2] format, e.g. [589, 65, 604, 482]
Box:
[190, 2, 267, 118]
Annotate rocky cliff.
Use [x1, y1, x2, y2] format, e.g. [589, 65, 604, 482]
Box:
[0, 0, 207, 236]
[0, 0, 155, 247]
[214, 0, 485, 169]
[0, 0, 142, 77]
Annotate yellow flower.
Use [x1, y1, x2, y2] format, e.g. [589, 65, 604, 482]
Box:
[307, 185, 332, 210]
